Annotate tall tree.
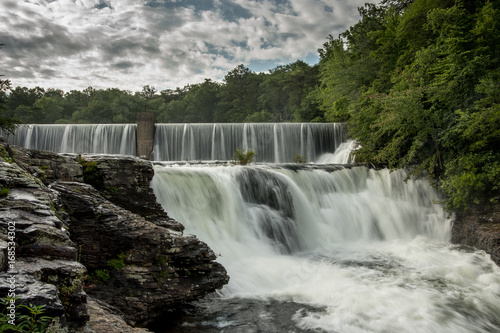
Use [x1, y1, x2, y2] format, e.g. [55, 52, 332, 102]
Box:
[0, 43, 22, 135]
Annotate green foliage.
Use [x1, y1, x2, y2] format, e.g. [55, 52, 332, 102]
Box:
[233, 148, 256, 165]
[0, 78, 22, 135]
[292, 154, 307, 164]
[313, 0, 500, 211]
[0, 187, 10, 197]
[58, 276, 84, 316]
[88, 269, 110, 284]
[1, 62, 323, 125]
[0, 297, 53, 333]
[87, 253, 126, 285]
[0, 145, 14, 163]
[107, 253, 126, 270]
[104, 186, 119, 193]
[78, 157, 103, 190]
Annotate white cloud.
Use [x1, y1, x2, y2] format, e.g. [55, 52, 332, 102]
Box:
[0, 0, 379, 92]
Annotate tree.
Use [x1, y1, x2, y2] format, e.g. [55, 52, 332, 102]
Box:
[220, 64, 262, 122]
[0, 43, 22, 135]
[0, 78, 22, 135]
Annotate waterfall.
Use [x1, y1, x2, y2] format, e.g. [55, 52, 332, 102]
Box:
[151, 164, 500, 333]
[3, 124, 137, 155]
[3, 123, 347, 163]
[153, 123, 345, 162]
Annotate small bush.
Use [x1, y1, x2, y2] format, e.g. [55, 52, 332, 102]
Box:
[78, 157, 104, 190]
[0, 297, 53, 333]
[292, 154, 307, 163]
[0, 187, 9, 197]
[233, 148, 256, 165]
[88, 269, 110, 284]
[107, 253, 126, 270]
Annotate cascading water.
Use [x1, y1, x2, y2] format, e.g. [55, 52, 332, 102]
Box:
[153, 123, 345, 162]
[3, 123, 346, 163]
[151, 164, 500, 333]
[3, 122, 500, 331]
[3, 124, 137, 155]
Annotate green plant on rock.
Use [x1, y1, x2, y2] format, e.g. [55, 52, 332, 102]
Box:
[0, 297, 54, 333]
[104, 186, 119, 194]
[0, 146, 14, 163]
[292, 154, 307, 163]
[58, 276, 84, 317]
[0, 187, 10, 197]
[107, 253, 126, 271]
[233, 148, 256, 165]
[77, 157, 103, 190]
[88, 269, 110, 284]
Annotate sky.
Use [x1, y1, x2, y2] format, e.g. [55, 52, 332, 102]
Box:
[0, 0, 377, 93]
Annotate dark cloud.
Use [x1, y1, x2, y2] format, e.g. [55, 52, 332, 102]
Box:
[112, 61, 139, 70]
[94, 1, 113, 10]
[0, 0, 379, 92]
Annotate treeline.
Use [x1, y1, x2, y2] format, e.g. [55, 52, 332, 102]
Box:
[315, 0, 499, 211]
[0, 61, 321, 124]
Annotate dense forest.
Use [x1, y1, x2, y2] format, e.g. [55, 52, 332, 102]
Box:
[0, 61, 320, 125]
[1, 0, 499, 211]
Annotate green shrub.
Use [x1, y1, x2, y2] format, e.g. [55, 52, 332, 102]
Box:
[292, 154, 307, 163]
[107, 253, 126, 271]
[0, 187, 9, 197]
[88, 269, 110, 284]
[78, 157, 103, 190]
[233, 148, 256, 165]
[0, 297, 53, 332]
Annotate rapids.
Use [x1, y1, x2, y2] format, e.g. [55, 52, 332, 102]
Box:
[151, 164, 500, 333]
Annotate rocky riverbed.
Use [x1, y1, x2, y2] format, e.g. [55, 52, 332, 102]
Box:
[0, 139, 228, 332]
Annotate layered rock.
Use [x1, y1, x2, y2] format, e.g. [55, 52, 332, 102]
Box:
[0, 142, 228, 331]
[0, 150, 88, 328]
[52, 180, 228, 326]
[451, 203, 500, 266]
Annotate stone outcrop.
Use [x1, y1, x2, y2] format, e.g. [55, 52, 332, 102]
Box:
[78, 154, 183, 231]
[0, 141, 228, 331]
[0, 149, 89, 328]
[451, 203, 500, 266]
[51, 180, 228, 326]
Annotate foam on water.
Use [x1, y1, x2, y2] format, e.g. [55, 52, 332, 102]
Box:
[152, 164, 500, 333]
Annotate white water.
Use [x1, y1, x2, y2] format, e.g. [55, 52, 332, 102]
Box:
[3, 123, 346, 163]
[316, 140, 358, 164]
[153, 123, 345, 162]
[3, 124, 136, 155]
[152, 164, 500, 333]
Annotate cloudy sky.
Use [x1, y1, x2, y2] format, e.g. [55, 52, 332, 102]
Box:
[1, 0, 377, 93]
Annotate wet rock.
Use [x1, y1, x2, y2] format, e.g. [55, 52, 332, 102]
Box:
[13, 147, 83, 184]
[0, 160, 42, 188]
[17, 245, 78, 261]
[51, 180, 228, 326]
[85, 297, 152, 333]
[80, 154, 183, 231]
[0, 142, 229, 330]
[0, 273, 66, 319]
[452, 203, 500, 265]
[0, 145, 89, 329]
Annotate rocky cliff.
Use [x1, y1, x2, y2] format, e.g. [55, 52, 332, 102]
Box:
[451, 203, 500, 266]
[0, 140, 228, 331]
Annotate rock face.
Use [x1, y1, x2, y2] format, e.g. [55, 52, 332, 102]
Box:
[451, 204, 500, 266]
[0, 142, 228, 331]
[52, 180, 228, 326]
[0, 148, 89, 328]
